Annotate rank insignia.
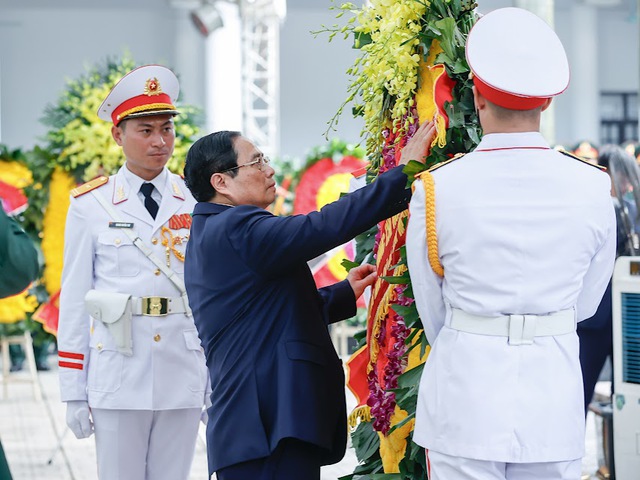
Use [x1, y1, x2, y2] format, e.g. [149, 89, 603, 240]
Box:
[171, 181, 185, 199]
[116, 185, 126, 202]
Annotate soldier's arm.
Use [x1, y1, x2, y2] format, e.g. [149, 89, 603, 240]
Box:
[0, 205, 39, 298]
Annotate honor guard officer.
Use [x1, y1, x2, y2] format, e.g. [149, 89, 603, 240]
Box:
[57, 65, 209, 480]
[406, 8, 616, 480]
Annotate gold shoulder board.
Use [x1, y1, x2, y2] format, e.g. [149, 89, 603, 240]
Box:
[71, 176, 109, 198]
[426, 152, 466, 174]
[558, 149, 606, 172]
[414, 153, 466, 180]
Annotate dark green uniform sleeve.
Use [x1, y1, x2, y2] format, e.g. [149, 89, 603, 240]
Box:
[0, 205, 39, 298]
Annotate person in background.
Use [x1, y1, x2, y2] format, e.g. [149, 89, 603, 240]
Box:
[406, 8, 616, 480]
[573, 140, 599, 165]
[182, 122, 435, 480]
[578, 144, 640, 414]
[0, 204, 39, 298]
[621, 139, 640, 166]
[56, 65, 209, 480]
[0, 202, 40, 480]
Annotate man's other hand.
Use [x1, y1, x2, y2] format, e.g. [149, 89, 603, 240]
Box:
[347, 263, 377, 300]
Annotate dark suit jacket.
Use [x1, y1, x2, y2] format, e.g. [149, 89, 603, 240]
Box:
[185, 165, 411, 474]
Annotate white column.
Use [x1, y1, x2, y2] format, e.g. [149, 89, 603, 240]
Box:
[515, 0, 558, 144]
[206, 1, 243, 133]
[569, 3, 600, 144]
[170, 0, 206, 108]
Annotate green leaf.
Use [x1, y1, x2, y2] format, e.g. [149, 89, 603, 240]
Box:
[380, 273, 410, 285]
[352, 421, 381, 463]
[402, 160, 427, 187]
[353, 31, 372, 49]
[341, 259, 360, 272]
[397, 363, 424, 390]
[353, 475, 403, 480]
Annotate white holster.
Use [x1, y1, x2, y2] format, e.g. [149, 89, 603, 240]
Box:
[85, 290, 133, 356]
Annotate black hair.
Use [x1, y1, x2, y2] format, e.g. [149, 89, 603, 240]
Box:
[598, 144, 633, 172]
[184, 130, 242, 202]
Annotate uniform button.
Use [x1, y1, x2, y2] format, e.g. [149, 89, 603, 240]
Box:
[114, 238, 121, 245]
[151, 237, 158, 245]
[154, 269, 161, 276]
[96, 343, 103, 351]
[154, 334, 161, 342]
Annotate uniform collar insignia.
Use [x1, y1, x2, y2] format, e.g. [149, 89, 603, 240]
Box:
[112, 176, 130, 204]
[171, 180, 185, 200]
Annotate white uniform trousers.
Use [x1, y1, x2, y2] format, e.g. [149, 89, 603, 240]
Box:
[92, 407, 201, 480]
[426, 450, 582, 480]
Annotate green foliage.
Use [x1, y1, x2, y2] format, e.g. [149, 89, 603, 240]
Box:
[416, 0, 481, 169]
[20, 147, 56, 242]
[338, 421, 384, 480]
[303, 138, 366, 172]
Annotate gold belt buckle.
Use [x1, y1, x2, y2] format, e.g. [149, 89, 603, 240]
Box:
[141, 297, 169, 316]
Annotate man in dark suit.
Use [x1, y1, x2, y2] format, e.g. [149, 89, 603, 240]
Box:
[183, 123, 435, 480]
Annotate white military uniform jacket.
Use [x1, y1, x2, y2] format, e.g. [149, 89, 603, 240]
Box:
[406, 132, 616, 463]
[58, 166, 208, 410]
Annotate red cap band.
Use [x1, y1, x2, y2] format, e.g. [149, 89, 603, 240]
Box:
[111, 92, 175, 126]
[473, 75, 548, 111]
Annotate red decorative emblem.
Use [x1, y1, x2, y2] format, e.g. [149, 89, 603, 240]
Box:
[168, 213, 192, 230]
[144, 77, 163, 96]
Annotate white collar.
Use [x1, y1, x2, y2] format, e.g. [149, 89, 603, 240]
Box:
[122, 165, 168, 195]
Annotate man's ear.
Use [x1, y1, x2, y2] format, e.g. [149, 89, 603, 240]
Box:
[472, 85, 486, 112]
[112, 125, 123, 146]
[210, 172, 229, 195]
[540, 97, 553, 112]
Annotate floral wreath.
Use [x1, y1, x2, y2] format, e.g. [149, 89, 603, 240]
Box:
[318, 0, 481, 477]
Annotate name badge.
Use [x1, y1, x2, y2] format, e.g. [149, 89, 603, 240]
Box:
[109, 222, 134, 229]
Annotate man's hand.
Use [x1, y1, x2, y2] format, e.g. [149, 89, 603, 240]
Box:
[65, 400, 94, 439]
[347, 263, 377, 300]
[398, 120, 437, 166]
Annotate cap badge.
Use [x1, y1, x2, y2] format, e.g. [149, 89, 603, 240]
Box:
[144, 77, 163, 97]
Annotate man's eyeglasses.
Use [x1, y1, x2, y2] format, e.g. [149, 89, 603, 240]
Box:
[221, 156, 270, 173]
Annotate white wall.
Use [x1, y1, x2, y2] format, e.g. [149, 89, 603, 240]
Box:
[0, 6, 178, 151]
[599, 7, 639, 91]
[279, 5, 364, 160]
[0, 1, 638, 159]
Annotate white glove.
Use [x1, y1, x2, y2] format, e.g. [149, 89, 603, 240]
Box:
[200, 406, 209, 425]
[201, 376, 212, 426]
[65, 400, 94, 439]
